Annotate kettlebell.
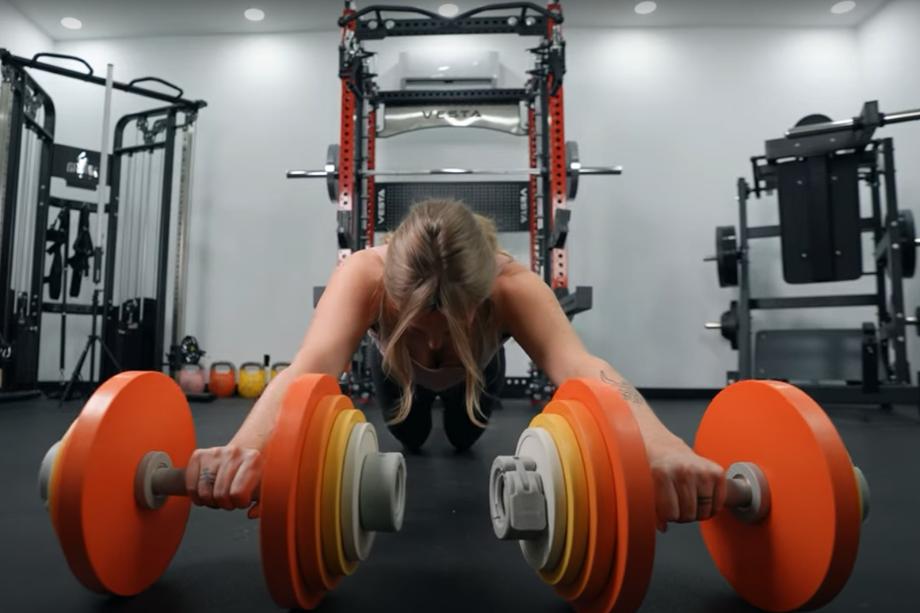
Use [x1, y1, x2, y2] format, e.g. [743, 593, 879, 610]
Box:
[177, 364, 207, 394]
[238, 362, 267, 399]
[271, 362, 291, 380]
[209, 361, 236, 398]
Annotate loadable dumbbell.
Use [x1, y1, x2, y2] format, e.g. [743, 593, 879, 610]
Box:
[38, 371, 405, 609]
[489, 378, 870, 612]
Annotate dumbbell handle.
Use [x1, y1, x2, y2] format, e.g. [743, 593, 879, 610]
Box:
[135, 451, 258, 509]
[149, 462, 261, 503]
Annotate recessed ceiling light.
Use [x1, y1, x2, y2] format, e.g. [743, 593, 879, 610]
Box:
[830, 1, 856, 14]
[439, 3, 460, 17]
[634, 1, 657, 15]
[60, 17, 83, 30]
[244, 7, 266, 22]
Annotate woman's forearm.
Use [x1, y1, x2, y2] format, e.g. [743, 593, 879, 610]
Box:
[564, 356, 683, 448]
[228, 366, 303, 451]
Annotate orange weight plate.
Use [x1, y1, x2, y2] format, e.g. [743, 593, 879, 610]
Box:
[297, 394, 352, 594]
[260, 374, 340, 610]
[695, 380, 861, 612]
[48, 422, 77, 534]
[545, 399, 617, 606]
[50, 371, 195, 595]
[321, 409, 364, 578]
[555, 378, 656, 613]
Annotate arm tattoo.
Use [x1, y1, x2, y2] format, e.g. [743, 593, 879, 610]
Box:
[600, 370, 645, 405]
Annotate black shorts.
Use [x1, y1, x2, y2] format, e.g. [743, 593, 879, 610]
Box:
[368, 344, 505, 452]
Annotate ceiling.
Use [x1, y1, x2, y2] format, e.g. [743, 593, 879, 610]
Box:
[10, 0, 891, 41]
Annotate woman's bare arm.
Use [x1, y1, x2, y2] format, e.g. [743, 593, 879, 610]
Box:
[229, 249, 382, 450]
[496, 265, 679, 446]
[496, 265, 726, 528]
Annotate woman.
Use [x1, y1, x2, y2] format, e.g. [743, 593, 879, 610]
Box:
[186, 200, 727, 530]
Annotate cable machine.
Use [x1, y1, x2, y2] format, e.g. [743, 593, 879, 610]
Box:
[0, 50, 206, 399]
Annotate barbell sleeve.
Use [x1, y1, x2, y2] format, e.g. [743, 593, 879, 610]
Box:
[786, 118, 858, 138]
[704, 322, 722, 330]
[572, 166, 623, 175]
[287, 170, 330, 178]
[785, 107, 920, 138]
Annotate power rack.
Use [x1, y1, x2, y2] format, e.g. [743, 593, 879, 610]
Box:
[289, 2, 621, 402]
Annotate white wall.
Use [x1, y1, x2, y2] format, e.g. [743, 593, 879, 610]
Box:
[0, 1, 51, 57]
[858, 0, 920, 375]
[8, 8, 917, 388]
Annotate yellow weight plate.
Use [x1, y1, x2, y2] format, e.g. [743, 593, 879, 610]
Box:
[532, 413, 588, 587]
[321, 409, 365, 578]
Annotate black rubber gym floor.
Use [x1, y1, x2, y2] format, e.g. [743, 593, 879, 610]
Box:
[1, 394, 917, 612]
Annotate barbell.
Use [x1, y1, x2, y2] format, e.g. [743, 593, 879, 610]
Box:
[489, 378, 869, 612]
[785, 103, 920, 138]
[38, 371, 406, 609]
[287, 142, 622, 202]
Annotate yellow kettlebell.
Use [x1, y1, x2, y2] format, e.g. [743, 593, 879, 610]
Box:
[238, 362, 267, 398]
[271, 362, 291, 380]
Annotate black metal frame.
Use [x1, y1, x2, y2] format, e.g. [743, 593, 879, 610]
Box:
[341, 3, 560, 39]
[0, 61, 55, 391]
[0, 48, 205, 395]
[99, 105, 182, 376]
[722, 116, 919, 408]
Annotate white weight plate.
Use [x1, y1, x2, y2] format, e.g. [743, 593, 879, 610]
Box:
[341, 422, 377, 562]
[516, 427, 565, 570]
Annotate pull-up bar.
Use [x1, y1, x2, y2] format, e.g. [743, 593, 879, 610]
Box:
[0, 49, 206, 110]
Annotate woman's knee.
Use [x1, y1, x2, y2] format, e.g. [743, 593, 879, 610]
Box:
[386, 411, 432, 452]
